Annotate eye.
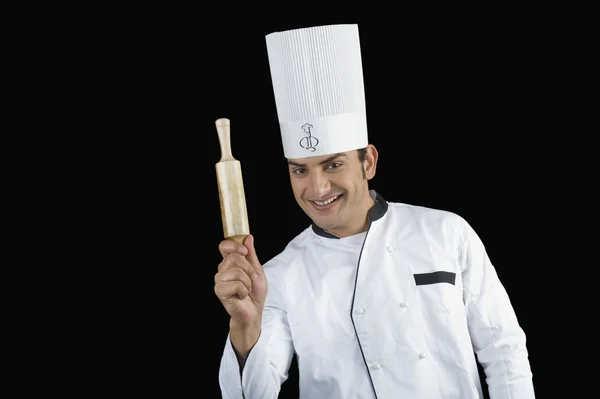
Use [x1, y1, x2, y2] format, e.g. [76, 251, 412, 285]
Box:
[292, 168, 307, 175]
[326, 162, 342, 170]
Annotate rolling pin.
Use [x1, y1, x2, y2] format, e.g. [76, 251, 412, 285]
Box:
[215, 118, 250, 245]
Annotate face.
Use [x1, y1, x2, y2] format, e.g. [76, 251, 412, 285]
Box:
[287, 145, 378, 238]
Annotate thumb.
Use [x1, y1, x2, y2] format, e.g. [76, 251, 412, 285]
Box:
[243, 234, 262, 273]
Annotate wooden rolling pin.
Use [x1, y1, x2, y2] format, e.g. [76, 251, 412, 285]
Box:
[215, 118, 250, 245]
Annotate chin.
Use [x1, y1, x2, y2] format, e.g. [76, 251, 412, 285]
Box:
[315, 218, 339, 230]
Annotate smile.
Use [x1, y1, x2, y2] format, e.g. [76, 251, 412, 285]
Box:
[312, 195, 340, 206]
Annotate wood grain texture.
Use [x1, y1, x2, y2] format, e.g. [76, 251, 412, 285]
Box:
[215, 118, 249, 244]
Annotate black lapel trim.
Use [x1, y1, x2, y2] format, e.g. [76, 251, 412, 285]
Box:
[311, 191, 389, 239]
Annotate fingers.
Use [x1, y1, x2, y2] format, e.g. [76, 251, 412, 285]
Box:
[242, 235, 263, 274]
[215, 267, 253, 293]
[219, 239, 248, 258]
[214, 235, 261, 304]
[218, 252, 256, 279]
[214, 280, 250, 301]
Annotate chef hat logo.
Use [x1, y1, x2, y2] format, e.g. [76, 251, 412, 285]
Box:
[300, 123, 319, 152]
[265, 24, 368, 159]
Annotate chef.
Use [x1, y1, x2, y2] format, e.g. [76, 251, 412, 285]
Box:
[214, 23, 535, 399]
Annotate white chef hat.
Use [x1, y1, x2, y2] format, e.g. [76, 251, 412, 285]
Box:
[265, 24, 368, 159]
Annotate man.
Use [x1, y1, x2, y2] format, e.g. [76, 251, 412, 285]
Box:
[214, 24, 535, 398]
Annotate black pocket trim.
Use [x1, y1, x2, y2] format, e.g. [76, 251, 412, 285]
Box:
[414, 271, 456, 286]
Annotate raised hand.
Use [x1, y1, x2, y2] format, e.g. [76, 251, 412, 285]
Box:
[214, 234, 268, 328]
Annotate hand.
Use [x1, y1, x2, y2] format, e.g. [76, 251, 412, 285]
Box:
[214, 234, 268, 327]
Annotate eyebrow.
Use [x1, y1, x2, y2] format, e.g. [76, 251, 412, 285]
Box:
[288, 153, 347, 168]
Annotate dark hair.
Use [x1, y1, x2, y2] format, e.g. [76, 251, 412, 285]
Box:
[357, 147, 367, 179]
[357, 147, 367, 162]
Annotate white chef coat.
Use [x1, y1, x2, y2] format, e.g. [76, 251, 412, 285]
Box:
[219, 190, 535, 399]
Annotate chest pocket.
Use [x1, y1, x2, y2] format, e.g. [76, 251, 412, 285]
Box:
[412, 270, 460, 310]
[414, 270, 456, 286]
[411, 270, 468, 347]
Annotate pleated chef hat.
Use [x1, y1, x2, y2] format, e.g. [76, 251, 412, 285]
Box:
[265, 24, 368, 159]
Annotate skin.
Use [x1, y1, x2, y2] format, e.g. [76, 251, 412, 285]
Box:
[287, 144, 378, 238]
[214, 144, 379, 365]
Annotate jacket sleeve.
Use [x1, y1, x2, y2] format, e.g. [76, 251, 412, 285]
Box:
[458, 217, 535, 399]
[218, 267, 295, 399]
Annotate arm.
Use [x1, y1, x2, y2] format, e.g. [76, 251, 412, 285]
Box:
[218, 267, 295, 399]
[459, 218, 535, 399]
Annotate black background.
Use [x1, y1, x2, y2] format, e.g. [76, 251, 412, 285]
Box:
[85, 8, 581, 399]
[198, 14, 551, 399]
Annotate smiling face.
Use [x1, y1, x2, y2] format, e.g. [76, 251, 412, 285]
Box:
[287, 144, 379, 238]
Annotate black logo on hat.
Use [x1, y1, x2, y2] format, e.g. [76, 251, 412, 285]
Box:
[299, 123, 319, 152]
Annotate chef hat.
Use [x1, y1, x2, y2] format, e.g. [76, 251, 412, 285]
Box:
[265, 24, 368, 159]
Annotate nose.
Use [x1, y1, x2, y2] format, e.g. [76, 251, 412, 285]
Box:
[310, 171, 331, 197]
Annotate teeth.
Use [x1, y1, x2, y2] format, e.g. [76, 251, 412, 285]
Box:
[314, 195, 338, 206]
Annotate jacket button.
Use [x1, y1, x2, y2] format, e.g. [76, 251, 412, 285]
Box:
[419, 353, 426, 360]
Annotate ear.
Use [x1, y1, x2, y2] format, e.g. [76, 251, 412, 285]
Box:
[364, 144, 378, 180]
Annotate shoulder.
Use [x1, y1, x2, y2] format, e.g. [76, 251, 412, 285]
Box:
[261, 226, 313, 274]
[259, 226, 314, 301]
[385, 201, 467, 233]
[383, 200, 488, 256]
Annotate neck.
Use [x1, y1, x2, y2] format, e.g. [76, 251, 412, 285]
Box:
[326, 195, 375, 238]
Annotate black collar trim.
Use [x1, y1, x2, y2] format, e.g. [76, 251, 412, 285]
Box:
[311, 191, 389, 239]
